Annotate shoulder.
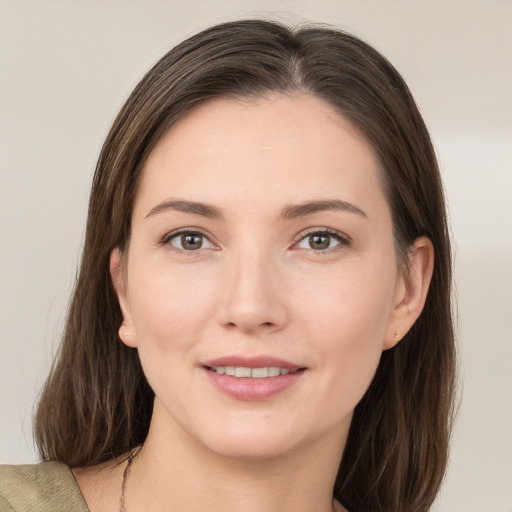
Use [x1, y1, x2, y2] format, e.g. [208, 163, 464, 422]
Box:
[0, 462, 89, 512]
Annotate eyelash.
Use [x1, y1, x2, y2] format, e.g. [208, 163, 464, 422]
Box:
[160, 229, 217, 253]
[160, 227, 350, 253]
[292, 228, 351, 253]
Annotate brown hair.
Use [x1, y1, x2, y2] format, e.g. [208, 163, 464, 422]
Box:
[35, 19, 456, 512]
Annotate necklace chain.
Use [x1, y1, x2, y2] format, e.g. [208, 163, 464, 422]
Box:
[119, 450, 136, 512]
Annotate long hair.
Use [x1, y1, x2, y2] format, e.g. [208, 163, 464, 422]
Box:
[35, 19, 456, 512]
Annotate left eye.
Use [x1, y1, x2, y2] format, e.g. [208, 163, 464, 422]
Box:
[296, 231, 344, 251]
[167, 231, 214, 251]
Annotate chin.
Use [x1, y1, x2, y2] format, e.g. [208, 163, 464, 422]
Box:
[195, 412, 343, 462]
[201, 430, 302, 461]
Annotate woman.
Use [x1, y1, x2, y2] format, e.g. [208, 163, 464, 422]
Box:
[0, 19, 456, 512]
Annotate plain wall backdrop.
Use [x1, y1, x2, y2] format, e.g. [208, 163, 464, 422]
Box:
[1, 1, 511, 511]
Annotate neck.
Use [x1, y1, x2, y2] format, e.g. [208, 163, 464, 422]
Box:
[126, 401, 348, 512]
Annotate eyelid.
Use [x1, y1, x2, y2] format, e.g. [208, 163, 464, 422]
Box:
[292, 227, 351, 250]
[160, 228, 219, 251]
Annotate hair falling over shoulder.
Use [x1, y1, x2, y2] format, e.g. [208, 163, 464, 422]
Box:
[34, 19, 457, 512]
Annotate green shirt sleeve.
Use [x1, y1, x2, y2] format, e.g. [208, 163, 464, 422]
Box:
[0, 462, 89, 512]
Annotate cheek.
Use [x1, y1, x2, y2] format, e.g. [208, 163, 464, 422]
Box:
[126, 264, 220, 405]
[295, 266, 395, 403]
[296, 261, 395, 346]
[128, 262, 217, 353]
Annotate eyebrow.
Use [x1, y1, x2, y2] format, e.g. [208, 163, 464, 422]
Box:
[279, 199, 367, 220]
[145, 199, 224, 219]
[145, 198, 367, 221]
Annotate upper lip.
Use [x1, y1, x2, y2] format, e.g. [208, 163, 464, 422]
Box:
[202, 356, 304, 371]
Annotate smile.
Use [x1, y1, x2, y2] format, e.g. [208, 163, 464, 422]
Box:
[208, 366, 298, 378]
[202, 356, 306, 399]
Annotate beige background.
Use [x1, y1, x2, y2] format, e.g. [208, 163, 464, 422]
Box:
[1, 1, 511, 511]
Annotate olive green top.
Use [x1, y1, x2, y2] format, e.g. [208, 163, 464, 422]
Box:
[0, 462, 89, 512]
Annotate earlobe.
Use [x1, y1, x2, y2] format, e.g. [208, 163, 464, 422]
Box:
[384, 236, 434, 350]
[110, 248, 137, 348]
[118, 321, 137, 348]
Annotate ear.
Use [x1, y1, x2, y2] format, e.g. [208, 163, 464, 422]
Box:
[110, 248, 137, 348]
[383, 236, 434, 350]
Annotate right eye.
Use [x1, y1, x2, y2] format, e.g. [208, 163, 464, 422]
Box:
[165, 231, 214, 251]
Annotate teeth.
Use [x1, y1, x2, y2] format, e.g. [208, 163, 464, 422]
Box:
[210, 366, 295, 378]
[234, 367, 252, 378]
[251, 367, 269, 378]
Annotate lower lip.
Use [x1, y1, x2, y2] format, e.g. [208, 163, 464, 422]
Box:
[204, 368, 305, 401]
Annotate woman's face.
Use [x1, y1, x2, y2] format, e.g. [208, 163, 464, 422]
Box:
[114, 93, 407, 459]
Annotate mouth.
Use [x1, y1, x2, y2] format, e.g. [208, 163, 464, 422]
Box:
[205, 366, 305, 378]
[202, 356, 307, 400]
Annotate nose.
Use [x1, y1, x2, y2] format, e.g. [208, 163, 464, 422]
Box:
[217, 249, 288, 335]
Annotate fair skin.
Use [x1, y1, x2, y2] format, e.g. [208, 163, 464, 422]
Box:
[74, 93, 433, 512]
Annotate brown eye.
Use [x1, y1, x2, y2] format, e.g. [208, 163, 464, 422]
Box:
[308, 234, 331, 250]
[168, 231, 213, 251]
[181, 234, 203, 250]
[296, 230, 346, 251]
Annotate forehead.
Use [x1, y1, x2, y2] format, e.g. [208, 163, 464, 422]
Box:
[135, 93, 387, 218]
